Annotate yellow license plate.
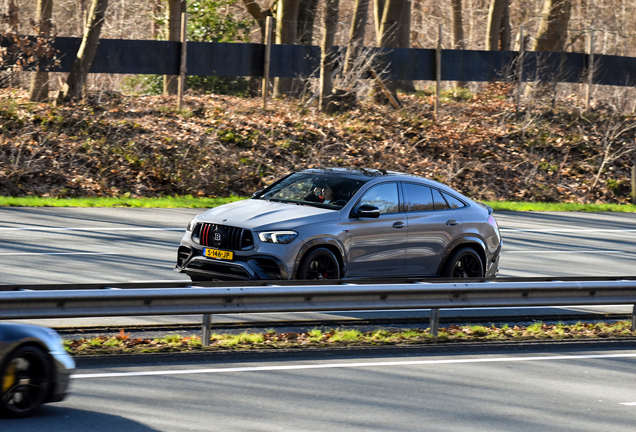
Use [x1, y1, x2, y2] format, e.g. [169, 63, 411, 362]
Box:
[203, 248, 233, 260]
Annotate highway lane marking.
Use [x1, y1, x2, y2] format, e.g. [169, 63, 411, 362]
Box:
[501, 228, 636, 233]
[504, 250, 635, 254]
[620, 402, 636, 406]
[71, 353, 636, 379]
[0, 252, 120, 256]
[0, 227, 183, 231]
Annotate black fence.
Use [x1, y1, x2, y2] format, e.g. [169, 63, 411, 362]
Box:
[8, 36, 636, 87]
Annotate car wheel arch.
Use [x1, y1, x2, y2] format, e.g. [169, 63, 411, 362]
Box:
[292, 239, 346, 279]
[437, 236, 488, 276]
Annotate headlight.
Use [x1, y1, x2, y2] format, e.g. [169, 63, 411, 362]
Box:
[187, 218, 197, 232]
[258, 230, 298, 244]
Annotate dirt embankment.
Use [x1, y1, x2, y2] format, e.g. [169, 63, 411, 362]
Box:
[1, 84, 635, 203]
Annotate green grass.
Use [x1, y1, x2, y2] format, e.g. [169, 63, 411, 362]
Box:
[1, 195, 635, 212]
[485, 201, 636, 213]
[0, 195, 247, 208]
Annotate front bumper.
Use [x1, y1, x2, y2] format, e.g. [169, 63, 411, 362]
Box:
[176, 245, 289, 281]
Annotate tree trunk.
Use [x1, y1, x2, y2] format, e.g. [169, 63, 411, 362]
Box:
[533, 0, 571, 52]
[450, 0, 467, 87]
[396, 0, 415, 93]
[529, 0, 571, 98]
[242, 0, 273, 42]
[297, 0, 319, 45]
[319, 0, 339, 112]
[163, 0, 184, 96]
[373, 0, 404, 104]
[273, 0, 300, 98]
[56, 0, 108, 103]
[7, 0, 19, 31]
[486, 0, 509, 51]
[28, 0, 53, 102]
[373, 0, 386, 45]
[344, 0, 370, 76]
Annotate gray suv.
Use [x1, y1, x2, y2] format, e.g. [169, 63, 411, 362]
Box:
[176, 168, 502, 281]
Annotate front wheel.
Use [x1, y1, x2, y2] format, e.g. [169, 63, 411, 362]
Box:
[0, 345, 52, 418]
[443, 247, 484, 278]
[297, 248, 340, 280]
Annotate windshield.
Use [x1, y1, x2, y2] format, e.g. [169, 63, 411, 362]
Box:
[254, 172, 369, 210]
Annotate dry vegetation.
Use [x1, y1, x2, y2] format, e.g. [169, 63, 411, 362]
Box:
[1, 83, 635, 203]
[64, 320, 636, 355]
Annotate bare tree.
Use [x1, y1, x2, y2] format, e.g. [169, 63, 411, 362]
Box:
[396, 0, 414, 92]
[373, 0, 405, 104]
[273, 0, 299, 97]
[319, 0, 339, 112]
[242, 0, 274, 42]
[28, 0, 53, 102]
[344, 0, 370, 76]
[533, 0, 571, 52]
[450, 0, 467, 87]
[56, 0, 108, 103]
[486, 0, 510, 51]
[164, 0, 184, 95]
[297, 0, 318, 45]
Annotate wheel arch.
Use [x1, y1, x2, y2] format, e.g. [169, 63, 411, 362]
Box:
[292, 238, 346, 279]
[437, 236, 488, 276]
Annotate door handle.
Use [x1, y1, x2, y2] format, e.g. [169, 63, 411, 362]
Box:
[446, 219, 458, 226]
[392, 222, 404, 229]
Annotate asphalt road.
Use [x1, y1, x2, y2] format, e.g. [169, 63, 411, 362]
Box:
[2, 207, 635, 284]
[1, 207, 636, 327]
[2, 343, 636, 431]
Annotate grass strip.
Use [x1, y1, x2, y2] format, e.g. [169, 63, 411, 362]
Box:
[1, 196, 635, 212]
[486, 201, 636, 213]
[65, 321, 635, 355]
[0, 195, 246, 208]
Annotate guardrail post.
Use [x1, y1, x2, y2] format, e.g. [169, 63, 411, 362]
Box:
[632, 305, 636, 332]
[430, 308, 440, 337]
[202, 314, 212, 346]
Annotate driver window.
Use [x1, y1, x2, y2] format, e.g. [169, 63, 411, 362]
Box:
[359, 183, 400, 214]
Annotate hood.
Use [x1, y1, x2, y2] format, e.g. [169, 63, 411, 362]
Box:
[197, 199, 340, 230]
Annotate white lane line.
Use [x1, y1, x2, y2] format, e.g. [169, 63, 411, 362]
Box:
[129, 279, 192, 283]
[0, 227, 182, 231]
[504, 250, 634, 254]
[620, 402, 636, 406]
[501, 228, 636, 233]
[0, 252, 120, 256]
[71, 352, 636, 379]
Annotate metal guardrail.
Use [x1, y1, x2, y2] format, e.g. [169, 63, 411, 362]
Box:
[2, 278, 636, 345]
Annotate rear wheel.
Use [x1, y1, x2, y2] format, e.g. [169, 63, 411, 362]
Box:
[297, 248, 340, 280]
[1, 345, 52, 418]
[443, 247, 484, 278]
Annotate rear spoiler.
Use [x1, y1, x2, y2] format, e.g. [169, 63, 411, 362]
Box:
[476, 202, 494, 215]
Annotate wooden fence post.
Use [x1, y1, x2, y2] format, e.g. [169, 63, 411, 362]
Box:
[586, 30, 595, 111]
[435, 24, 442, 119]
[262, 16, 273, 109]
[177, 10, 188, 110]
[516, 26, 524, 120]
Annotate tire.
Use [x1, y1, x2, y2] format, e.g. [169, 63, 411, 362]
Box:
[297, 248, 340, 280]
[1, 345, 52, 418]
[443, 247, 484, 278]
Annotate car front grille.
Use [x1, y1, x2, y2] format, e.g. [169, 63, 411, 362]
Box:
[195, 223, 254, 251]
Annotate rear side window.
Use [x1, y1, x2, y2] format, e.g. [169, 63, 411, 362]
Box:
[403, 183, 434, 212]
[432, 189, 450, 210]
[443, 193, 466, 209]
[359, 183, 400, 214]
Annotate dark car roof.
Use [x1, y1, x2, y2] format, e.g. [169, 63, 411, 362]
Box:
[300, 167, 473, 202]
[300, 167, 406, 181]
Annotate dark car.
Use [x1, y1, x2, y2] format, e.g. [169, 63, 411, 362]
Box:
[176, 168, 502, 282]
[1, 323, 74, 418]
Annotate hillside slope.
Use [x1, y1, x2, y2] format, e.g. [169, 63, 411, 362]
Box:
[1, 84, 634, 203]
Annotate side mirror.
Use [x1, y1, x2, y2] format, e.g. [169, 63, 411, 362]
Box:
[252, 189, 263, 198]
[353, 204, 380, 218]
